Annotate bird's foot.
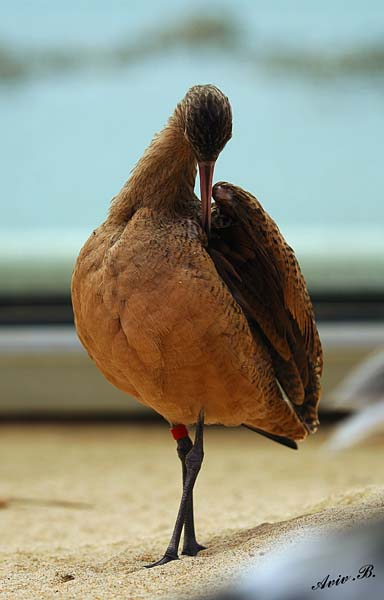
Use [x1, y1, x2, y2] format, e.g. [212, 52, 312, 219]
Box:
[182, 542, 207, 557]
[144, 551, 179, 569]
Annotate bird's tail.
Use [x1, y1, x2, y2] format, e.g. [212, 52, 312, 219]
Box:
[242, 424, 298, 449]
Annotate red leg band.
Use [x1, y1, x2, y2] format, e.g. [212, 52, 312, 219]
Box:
[171, 425, 189, 441]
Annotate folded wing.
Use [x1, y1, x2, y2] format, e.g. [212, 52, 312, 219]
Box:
[210, 182, 322, 431]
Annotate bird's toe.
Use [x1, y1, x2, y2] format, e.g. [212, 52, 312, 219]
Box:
[181, 542, 207, 557]
[144, 551, 179, 568]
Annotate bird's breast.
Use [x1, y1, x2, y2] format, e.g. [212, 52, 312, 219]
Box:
[72, 209, 225, 389]
[72, 208, 306, 435]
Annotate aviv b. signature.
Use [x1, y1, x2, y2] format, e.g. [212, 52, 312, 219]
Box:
[312, 564, 375, 591]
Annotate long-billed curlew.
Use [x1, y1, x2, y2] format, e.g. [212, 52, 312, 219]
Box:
[71, 84, 322, 567]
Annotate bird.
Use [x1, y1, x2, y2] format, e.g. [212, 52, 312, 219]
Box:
[71, 84, 322, 568]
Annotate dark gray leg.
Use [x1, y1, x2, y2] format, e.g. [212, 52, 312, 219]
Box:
[177, 435, 206, 556]
[145, 411, 205, 568]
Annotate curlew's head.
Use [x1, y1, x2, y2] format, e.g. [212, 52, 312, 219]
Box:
[182, 84, 232, 237]
[183, 84, 232, 162]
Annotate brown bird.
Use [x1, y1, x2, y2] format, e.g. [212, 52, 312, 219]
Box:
[71, 84, 322, 567]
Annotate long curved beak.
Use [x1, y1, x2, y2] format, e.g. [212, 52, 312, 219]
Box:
[198, 161, 215, 239]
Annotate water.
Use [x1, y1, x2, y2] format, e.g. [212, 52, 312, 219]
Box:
[1, 1, 383, 292]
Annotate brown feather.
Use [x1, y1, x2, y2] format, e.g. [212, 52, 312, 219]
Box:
[211, 182, 322, 430]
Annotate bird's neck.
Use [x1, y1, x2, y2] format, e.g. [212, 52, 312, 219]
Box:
[109, 112, 197, 222]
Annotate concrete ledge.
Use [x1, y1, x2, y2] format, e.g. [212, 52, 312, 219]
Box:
[0, 323, 383, 414]
[1, 323, 384, 353]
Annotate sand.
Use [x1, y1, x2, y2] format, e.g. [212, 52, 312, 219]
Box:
[0, 424, 383, 599]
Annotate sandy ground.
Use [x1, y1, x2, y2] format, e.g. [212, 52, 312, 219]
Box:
[0, 424, 383, 599]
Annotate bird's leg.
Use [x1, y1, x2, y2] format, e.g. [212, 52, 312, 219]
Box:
[145, 410, 205, 568]
[174, 429, 207, 557]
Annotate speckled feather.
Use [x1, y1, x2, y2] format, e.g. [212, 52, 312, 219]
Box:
[210, 182, 322, 430]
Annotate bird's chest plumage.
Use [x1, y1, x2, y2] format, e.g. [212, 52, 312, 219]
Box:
[72, 211, 226, 409]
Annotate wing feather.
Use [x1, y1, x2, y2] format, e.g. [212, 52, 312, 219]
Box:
[210, 182, 322, 430]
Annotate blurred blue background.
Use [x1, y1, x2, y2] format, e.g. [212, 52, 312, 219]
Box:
[1, 0, 384, 294]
